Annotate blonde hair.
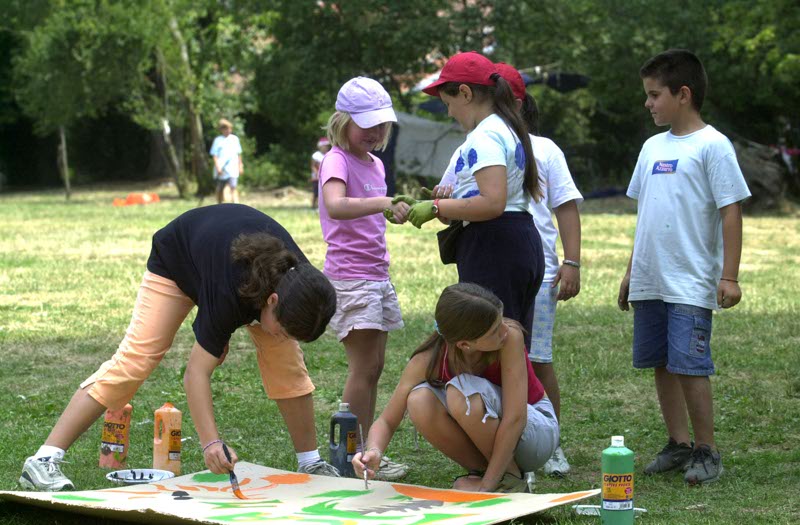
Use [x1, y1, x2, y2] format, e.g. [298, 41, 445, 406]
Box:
[325, 111, 392, 152]
[218, 118, 233, 130]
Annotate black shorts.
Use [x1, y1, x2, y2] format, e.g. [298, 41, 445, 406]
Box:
[455, 212, 544, 350]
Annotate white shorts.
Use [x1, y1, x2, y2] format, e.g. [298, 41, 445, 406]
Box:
[327, 278, 404, 341]
[529, 283, 558, 363]
[413, 374, 560, 472]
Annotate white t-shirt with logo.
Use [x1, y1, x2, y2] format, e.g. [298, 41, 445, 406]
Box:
[627, 125, 751, 310]
[441, 134, 583, 282]
[447, 114, 531, 213]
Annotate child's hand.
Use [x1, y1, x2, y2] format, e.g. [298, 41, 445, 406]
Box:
[408, 201, 437, 228]
[353, 448, 382, 480]
[553, 264, 580, 301]
[419, 185, 454, 200]
[392, 194, 417, 207]
[717, 279, 742, 309]
[387, 199, 411, 224]
[203, 441, 237, 474]
[617, 274, 631, 311]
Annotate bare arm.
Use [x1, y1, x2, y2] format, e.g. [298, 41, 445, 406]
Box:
[479, 326, 528, 492]
[321, 178, 408, 222]
[238, 154, 243, 175]
[184, 342, 237, 474]
[212, 155, 223, 175]
[552, 200, 582, 300]
[618, 250, 633, 311]
[717, 201, 743, 308]
[436, 166, 507, 222]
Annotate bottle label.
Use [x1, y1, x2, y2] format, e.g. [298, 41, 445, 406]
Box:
[602, 472, 634, 510]
[101, 442, 125, 454]
[346, 430, 357, 454]
[168, 428, 182, 461]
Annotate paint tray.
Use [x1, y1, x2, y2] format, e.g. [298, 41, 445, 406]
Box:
[106, 468, 175, 485]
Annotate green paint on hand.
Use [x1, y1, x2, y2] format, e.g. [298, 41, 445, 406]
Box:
[192, 472, 230, 482]
[53, 494, 106, 502]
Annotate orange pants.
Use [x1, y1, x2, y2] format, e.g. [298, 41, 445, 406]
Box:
[81, 271, 314, 410]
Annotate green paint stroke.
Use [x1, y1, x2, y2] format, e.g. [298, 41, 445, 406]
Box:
[406, 513, 468, 525]
[301, 500, 402, 521]
[466, 498, 510, 508]
[389, 495, 413, 501]
[202, 500, 281, 510]
[52, 494, 106, 502]
[208, 511, 271, 522]
[310, 489, 370, 499]
[464, 521, 495, 525]
[192, 472, 230, 482]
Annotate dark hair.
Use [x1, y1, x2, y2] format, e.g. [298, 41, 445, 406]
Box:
[411, 282, 510, 386]
[520, 94, 540, 136]
[439, 77, 542, 202]
[640, 49, 707, 112]
[231, 232, 336, 342]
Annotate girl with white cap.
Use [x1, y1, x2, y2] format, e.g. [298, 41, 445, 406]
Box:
[317, 77, 410, 480]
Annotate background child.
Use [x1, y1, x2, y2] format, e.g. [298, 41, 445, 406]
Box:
[210, 118, 244, 204]
[406, 51, 545, 352]
[318, 76, 410, 481]
[618, 49, 750, 485]
[494, 62, 583, 477]
[354, 283, 559, 493]
[310, 137, 331, 209]
[20, 204, 340, 491]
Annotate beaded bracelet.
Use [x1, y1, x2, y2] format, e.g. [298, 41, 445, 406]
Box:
[202, 439, 222, 453]
[563, 259, 581, 268]
[365, 446, 383, 458]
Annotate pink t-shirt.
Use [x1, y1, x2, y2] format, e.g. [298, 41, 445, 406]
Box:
[319, 146, 390, 280]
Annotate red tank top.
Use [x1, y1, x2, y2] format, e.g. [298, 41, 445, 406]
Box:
[438, 344, 545, 405]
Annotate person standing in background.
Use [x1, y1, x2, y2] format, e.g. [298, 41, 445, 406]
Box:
[211, 118, 244, 204]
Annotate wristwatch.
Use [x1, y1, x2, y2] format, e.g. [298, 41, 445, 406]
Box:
[432, 199, 440, 217]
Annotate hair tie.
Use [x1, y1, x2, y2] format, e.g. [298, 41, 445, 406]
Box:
[433, 320, 442, 336]
[289, 266, 296, 271]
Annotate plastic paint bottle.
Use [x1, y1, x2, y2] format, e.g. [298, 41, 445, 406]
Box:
[153, 402, 182, 475]
[329, 402, 358, 478]
[99, 404, 132, 469]
[601, 435, 635, 525]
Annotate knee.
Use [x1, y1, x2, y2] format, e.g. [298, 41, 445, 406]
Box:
[445, 387, 484, 421]
[407, 389, 440, 426]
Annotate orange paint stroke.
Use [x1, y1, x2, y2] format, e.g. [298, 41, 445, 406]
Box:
[392, 484, 501, 503]
[548, 491, 598, 504]
[262, 473, 311, 485]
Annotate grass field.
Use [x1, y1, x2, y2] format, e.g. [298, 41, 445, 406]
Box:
[0, 184, 798, 524]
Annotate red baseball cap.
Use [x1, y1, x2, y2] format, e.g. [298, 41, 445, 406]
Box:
[422, 51, 496, 97]
[494, 62, 526, 101]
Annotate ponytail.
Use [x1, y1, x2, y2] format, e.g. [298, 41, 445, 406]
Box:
[520, 94, 540, 136]
[231, 232, 336, 342]
[489, 74, 541, 202]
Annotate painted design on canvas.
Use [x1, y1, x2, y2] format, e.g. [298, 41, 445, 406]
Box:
[0, 462, 599, 525]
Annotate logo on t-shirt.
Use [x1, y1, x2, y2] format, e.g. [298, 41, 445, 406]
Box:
[651, 160, 679, 174]
[364, 183, 387, 193]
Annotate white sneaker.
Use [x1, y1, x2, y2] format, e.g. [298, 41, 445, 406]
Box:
[543, 446, 571, 476]
[19, 456, 75, 491]
[297, 460, 340, 477]
[373, 456, 409, 481]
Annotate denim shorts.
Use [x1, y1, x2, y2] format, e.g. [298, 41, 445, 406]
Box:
[632, 300, 715, 376]
[412, 374, 560, 472]
[529, 283, 558, 363]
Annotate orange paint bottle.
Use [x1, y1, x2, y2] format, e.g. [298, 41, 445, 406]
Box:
[99, 404, 133, 469]
[153, 402, 182, 475]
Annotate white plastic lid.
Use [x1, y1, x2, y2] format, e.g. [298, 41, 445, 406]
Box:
[611, 435, 625, 447]
[339, 402, 350, 412]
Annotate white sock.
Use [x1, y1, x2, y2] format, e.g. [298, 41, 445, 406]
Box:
[296, 449, 322, 469]
[34, 445, 65, 461]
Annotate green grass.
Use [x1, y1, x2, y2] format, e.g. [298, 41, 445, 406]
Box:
[0, 184, 798, 524]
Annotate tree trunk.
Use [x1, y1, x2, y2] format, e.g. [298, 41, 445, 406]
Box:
[57, 125, 71, 200]
[168, 16, 212, 197]
[161, 120, 188, 197]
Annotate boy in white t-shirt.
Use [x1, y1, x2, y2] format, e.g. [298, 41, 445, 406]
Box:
[618, 49, 750, 485]
[210, 118, 244, 204]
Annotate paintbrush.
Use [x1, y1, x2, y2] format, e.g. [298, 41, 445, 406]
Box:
[359, 424, 368, 490]
[222, 443, 247, 499]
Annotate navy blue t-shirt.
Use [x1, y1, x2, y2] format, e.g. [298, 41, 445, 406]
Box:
[146, 204, 308, 357]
